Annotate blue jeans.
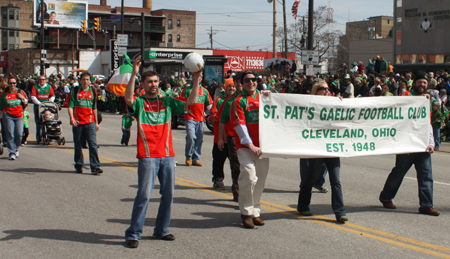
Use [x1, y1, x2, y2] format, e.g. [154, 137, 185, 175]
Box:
[125, 157, 176, 241]
[299, 159, 327, 188]
[380, 153, 433, 209]
[4, 113, 24, 155]
[121, 129, 131, 145]
[34, 106, 42, 141]
[297, 158, 346, 219]
[72, 123, 100, 171]
[433, 127, 440, 149]
[185, 119, 204, 162]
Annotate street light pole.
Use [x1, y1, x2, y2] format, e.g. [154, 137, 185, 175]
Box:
[273, 0, 277, 58]
[40, 1, 45, 76]
[283, 0, 288, 58]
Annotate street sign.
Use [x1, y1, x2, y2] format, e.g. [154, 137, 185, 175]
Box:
[118, 47, 127, 57]
[110, 39, 120, 72]
[110, 15, 121, 24]
[301, 50, 319, 65]
[306, 65, 314, 76]
[117, 34, 128, 46]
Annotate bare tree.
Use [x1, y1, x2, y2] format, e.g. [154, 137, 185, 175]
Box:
[277, 6, 342, 63]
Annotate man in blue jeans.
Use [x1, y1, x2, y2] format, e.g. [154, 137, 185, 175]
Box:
[379, 71, 440, 216]
[123, 56, 201, 248]
[68, 72, 102, 175]
[180, 78, 212, 166]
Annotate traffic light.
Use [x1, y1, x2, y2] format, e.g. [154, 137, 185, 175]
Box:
[93, 18, 100, 32]
[81, 20, 87, 33]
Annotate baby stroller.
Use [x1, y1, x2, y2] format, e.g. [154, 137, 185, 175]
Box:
[38, 101, 66, 145]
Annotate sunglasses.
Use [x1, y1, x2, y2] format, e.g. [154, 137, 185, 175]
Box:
[244, 78, 257, 83]
[317, 87, 329, 92]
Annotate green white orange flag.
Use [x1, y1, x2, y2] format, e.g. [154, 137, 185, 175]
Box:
[107, 54, 133, 97]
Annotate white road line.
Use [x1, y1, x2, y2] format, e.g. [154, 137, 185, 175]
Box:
[405, 176, 450, 186]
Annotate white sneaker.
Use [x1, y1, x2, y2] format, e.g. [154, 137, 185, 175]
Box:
[15, 152, 19, 157]
[9, 154, 16, 160]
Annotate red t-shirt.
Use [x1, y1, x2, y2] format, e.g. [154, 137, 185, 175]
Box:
[231, 91, 260, 149]
[0, 89, 27, 118]
[180, 86, 212, 121]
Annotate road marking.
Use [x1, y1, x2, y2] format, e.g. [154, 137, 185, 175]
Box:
[405, 176, 450, 186]
[37, 139, 450, 258]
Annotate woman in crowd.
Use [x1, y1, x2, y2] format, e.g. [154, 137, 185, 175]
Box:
[0, 76, 28, 160]
[297, 80, 348, 223]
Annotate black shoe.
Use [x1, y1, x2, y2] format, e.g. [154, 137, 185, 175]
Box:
[153, 233, 175, 241]
[76, 167, 83, 174]
[213, 181, 225, 190]
[125, 239, 139, 248]
[91, 168, 103, 175]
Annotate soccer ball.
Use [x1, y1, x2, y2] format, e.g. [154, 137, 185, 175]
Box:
[183, 53, 204, 73]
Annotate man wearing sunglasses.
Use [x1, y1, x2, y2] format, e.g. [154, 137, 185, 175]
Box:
[30, 76, 55, 143]
[231, 71, 270, 228]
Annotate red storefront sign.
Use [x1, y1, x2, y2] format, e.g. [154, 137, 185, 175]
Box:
[0, 51, 8, 67]
[213, 49, 296, 72]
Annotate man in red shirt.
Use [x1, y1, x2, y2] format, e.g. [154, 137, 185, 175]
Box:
[180, 78, 212, 166]
[231, 71, 270, 228]
[68, 72, 102, 175]
[123, 56, 201, 248]
[30, 76, 55, 143]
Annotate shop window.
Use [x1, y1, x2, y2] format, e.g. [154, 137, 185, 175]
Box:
[168, 34, 172, 43]
[401, 54, 410, 64]
[445, 55, 450, 63]
[395, 55, 402, 64]
[435, 55, 444, 64]
[427, 55, 435, 64]
[410, 54, 417, 64]
[177, 20, 180, 26]
[418, 54, 426, 64]
[177, 35, 180, 42]
[168, 19, 172, 29]
[8, 10, 14, 20]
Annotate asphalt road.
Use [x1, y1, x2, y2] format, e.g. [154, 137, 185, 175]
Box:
[1, 108, 450, 258]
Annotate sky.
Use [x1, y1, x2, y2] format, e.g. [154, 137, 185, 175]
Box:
[86, 0, 394, 51]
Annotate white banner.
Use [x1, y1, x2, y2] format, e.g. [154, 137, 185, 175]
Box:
[259, 94, 430, 158]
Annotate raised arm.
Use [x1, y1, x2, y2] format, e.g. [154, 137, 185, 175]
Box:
[185, 69, 203, 106]
[125, 55, 141, 107]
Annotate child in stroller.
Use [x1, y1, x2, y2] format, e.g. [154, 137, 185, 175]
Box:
[39, 102, 65, 145]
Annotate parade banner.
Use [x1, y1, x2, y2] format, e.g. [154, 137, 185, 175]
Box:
[34, 0, 88, 29]
[259, 94, 430, 158]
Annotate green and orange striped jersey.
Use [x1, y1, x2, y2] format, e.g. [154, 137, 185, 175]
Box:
[129, 95, 186, 158]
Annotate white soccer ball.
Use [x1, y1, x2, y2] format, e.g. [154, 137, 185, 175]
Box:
[183, 53, 204, 73]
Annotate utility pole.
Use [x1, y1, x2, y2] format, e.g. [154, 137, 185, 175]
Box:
[40, 1, 45, 76]
[283, 0, 288, 58]
[121, 0, 124, 35]
[140, 12, 145, 76]
[206, 27, 224, 50]
[273, 0, 277, 58]
[308, 0, 314, 51]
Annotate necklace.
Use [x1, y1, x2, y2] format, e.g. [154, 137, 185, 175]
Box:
[77, 86, 90, 103]
[142, 95, 160, 122]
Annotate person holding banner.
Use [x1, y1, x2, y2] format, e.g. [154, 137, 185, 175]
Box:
[379, 71, 440, 216]
[231, 71, 270, 228]
[297, 80, 348, 223]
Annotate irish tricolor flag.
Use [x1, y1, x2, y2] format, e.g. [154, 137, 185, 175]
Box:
[107, 54, 132, 97]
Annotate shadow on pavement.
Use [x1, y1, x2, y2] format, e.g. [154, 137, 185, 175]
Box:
[1, 167, 76, 175]
[0, 229, 123, 245]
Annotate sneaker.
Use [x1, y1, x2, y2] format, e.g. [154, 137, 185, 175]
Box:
[299, 210, 313, 216]
[15, 152, 19, 157]
[337, 216, 349, 223]
[125, 239, 139, 248]
[91, 168, 103, 175]
[9, 154, 16, 160]
[213, 181, 225, 190]
[313, 185, 328, 193]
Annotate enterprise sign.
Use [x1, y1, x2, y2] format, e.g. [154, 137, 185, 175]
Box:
[146, 50, 189, 60]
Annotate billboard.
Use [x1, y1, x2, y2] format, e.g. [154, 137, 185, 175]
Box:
[213, 49, 296, 72]
[33, 0, 88, 29]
